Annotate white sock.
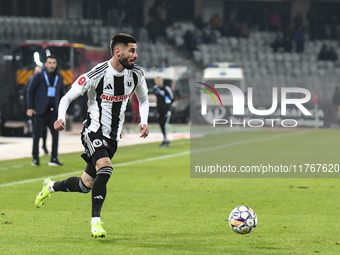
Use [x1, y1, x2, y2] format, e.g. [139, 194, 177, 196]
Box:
[91, 217, 101, 225]
[48, 182, 55, 193]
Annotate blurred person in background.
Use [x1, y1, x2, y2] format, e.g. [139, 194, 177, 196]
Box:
[283, 35, 293, 53]
[184, 30, 197, 55]
[22, 66, 48, 154]
[318, 44, 337, 61]
[293, 26, 305, 53]
[27, 56, 65, 166]
[328, 46, 338, 61]
[210, 12, 223, 32]
[239, 22, 250, 38]
[293, 12, 304, 28]
[153, 77, 174, 147]
[318, 44, 329, 60]
[268, 9, 282, 32]
[271, 35, 283, 52]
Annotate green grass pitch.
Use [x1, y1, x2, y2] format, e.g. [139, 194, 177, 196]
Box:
[1, 129, 340, 254]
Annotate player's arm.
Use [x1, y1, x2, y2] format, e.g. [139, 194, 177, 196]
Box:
[54, 75, 90, 131]
[54, 87, 81, 130]
[54, 62, 105, 130]
[134, 76, 149, 138]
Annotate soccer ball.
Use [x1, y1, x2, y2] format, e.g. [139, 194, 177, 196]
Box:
[228, 206, 257, 234]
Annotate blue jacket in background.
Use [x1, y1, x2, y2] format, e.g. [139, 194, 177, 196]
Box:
[26, 67, 65, 116]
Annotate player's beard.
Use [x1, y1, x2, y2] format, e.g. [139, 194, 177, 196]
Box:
[119, 55, 135, 70]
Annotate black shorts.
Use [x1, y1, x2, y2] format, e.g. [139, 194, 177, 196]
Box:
[81, 129, 118, 166]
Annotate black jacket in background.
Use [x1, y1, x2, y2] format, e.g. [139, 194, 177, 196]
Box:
[26, 67, 65, 116]
[153, 84, 175, 112]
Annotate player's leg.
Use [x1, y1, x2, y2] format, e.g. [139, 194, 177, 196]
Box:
[34, 162, 96, 208]
[90, 150, 113, 238]
[88, 134, 118, 237]
[92, 156, 112, 221]
[82, 130, 117, 237]
[52, 174, 92, 193]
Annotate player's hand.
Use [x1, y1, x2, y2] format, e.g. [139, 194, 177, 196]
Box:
[139, 123, 149, 138]
[54, 119, 65, 131]
[26, 109, 36, 117]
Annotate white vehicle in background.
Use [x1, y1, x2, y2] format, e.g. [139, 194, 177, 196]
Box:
[202, 62, 245, 106]
[141, 65, 191, 123]
[200, 62, 245, 122]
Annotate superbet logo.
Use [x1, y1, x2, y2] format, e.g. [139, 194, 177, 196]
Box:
[101, 93, 130, 102]
[201, 84, 312, 116]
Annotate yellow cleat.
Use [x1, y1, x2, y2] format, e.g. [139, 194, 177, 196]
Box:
[35, 178, 53, 208]
[91, 222, 107, 238]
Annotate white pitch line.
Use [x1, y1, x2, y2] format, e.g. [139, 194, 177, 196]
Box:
[0, 153, 190, 188]
[0, 171, 83, 188]
[0, 130, 308, 188]
[12, 165, 23, 168]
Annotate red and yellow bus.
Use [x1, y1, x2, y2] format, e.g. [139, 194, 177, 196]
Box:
[12, 40, 109, 121]
[14, 40, 109, 86]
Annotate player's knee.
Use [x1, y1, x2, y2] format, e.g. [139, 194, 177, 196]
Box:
[79, 178, 92, 193]
[97, 166, 113, 180]
[95, 157, 112, 169]
[81, 174, 94, 189]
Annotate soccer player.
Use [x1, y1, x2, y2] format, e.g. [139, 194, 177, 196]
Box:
[34, 34, 149, 238]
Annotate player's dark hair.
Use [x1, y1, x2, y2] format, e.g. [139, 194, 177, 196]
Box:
[45, 55, 57, 61]
[110, 33, 137, 56]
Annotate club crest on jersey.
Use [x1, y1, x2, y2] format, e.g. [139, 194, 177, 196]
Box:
[102, 140, 108, 146]
[93, 139, 102, 147]
[127, 80, 132, 87]
[101, 93, 130, 102]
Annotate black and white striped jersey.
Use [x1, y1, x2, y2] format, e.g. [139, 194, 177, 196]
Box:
[58, 60, 149, 141]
